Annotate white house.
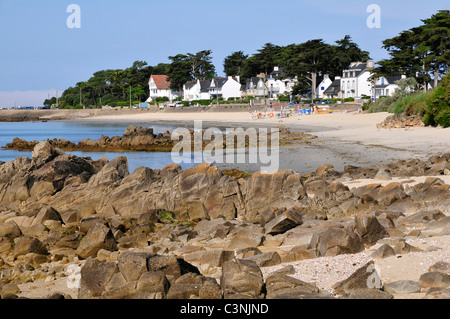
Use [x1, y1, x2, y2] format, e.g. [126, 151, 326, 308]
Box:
[266, 67, 297, 98]
[374, 75, 407, 98]
[340, 61, 407, 99]
[340, 62, 375, 99]
[208, 77, 227, 100]
[146, 75, 179, 102]
[323, 77, 342, 99]
[245, 76, 267, 97]
[315, 74, 333, 99]
[183, 79, 211, 101]
[209, 76, 242, 100]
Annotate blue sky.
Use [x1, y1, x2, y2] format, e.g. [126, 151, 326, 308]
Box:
[0, 0, 448, 106]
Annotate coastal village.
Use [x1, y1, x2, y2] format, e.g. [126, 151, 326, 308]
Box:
[146, 61, 407, 105]
[0, 6, 448, 305]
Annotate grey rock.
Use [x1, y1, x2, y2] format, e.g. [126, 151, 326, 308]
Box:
[221, 259, 264, 299]
[265, 273, 320, 299]
[384, 280, 421, 294]
[370, 244, 396, 259]
[418, 272, 450, 289]
[243, 252, 281, 267]
[79, 258, 119, 299]
[429, 261, 450, 275]
[76, 223, 117, 260]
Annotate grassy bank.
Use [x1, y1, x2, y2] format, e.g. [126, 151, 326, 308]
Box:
[364, 74, 449, 128]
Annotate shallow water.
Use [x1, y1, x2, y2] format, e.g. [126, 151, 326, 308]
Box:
[0, 121, 199, 173]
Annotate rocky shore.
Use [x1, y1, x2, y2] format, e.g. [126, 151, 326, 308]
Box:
[0, 142, 449, 299]
[376, 113, 425, 129]
[2, 125, 319, 153]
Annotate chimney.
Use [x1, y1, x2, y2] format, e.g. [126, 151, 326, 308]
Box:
[366, 60, 374, 69]
[274, 66, 279, 72]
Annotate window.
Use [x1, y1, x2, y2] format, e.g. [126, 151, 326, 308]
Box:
[381, 78, 385, 85]
[321, 87, 325, 91]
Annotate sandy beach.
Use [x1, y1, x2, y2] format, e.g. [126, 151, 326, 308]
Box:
[78, 110, 450, 174]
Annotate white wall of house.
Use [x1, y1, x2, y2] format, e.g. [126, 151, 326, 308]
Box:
[183, 80, 211, 101]
[373, 75, 407, 97]
[341, 71, 373, 99]
[266, 78, 297, 98]
[222, 77, 242, 100]
[148, 77, 179, 102]
[316, 75, 333, 99]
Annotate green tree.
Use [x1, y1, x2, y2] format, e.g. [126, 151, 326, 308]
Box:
[241, 43, 283, 81]
[283, 39, 333, 98]
[186, 50, 216, 80]
[223, 51, 248, 78]
[167, 54, 193, 94]
[330, 35, 371, 79]
[374, 10, 449, 91]
[421, 10, 450, 88]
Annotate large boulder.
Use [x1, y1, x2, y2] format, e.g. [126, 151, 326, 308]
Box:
[0, 221, 22, 241]
[383, 280, 421, 294]
[221, 259, 265, 299]
[31, 206, 63, 227]
[13, 236, 48, 259]
[79, 257, 119, 299]
[264, 207, 303, 235]
[354, 213, 389, 247]
[76, 224, 117, 260]
[136, 271, 170, 298]
[167, 272, 222, 299]
[118, 252, 155, 282]
[333, 261, 383, 296]
[310, 226, 364, 257]
[418, 272, 450, 289]
[31, 141, 61, 167]
[265, 274, 320, 299]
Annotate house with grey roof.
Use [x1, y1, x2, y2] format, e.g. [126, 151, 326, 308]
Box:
[340, 61, 375, 99]
[374, 75, 407, 98]
[209, 76, 242, 100]
[183, 79, 212, 101]
[266, 67, 298, 99]
[340, 61, 407, 100]
[323, 76, 342, 99]
[315, 74, 333, 99]
[245, 76, 267, 97]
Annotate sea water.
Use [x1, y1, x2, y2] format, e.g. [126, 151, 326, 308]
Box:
[0, 121, 199, 173]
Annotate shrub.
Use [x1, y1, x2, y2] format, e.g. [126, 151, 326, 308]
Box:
[390, 91, 433, 115]
[366, 96, 394, 113]
[277, 93, 290, 102]
[423, 74, 450, 128]
[155, 97, 169, 102]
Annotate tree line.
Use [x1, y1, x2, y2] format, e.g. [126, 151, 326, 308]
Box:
[45, 10, 448, 108]
[373, 10, 449, 90]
